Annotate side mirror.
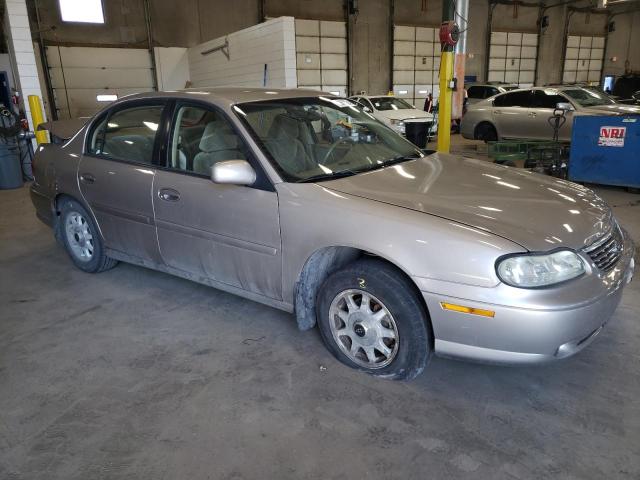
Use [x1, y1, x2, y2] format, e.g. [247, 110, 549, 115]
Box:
[556, 102, 575, 112]
[363, 106, 372, 113]
[211, 160, 256, 186]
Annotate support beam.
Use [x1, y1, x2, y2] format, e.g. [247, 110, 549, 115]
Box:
[437, 0, 455, 153]
[453, 0, 469, 120]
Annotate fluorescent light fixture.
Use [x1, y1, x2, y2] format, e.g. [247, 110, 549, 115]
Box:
[398, 90, 408, 95]
[96, 94, 117, 102]
[418, 90, 428, 94]
[329, 91, 341, 96]
[59, 0, 105, 24]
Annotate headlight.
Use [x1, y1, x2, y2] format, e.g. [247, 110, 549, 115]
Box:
[390, 119, 405, 133]
[496, 250, 585, 288]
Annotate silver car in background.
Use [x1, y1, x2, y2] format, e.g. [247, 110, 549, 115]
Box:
[466, 83, 518, 105]
[461, 86, 640, 142]
[31, 88, 634, 380]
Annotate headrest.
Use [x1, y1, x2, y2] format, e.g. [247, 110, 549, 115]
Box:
[268, 114, 300, 139]
[199, 121, 240, 152]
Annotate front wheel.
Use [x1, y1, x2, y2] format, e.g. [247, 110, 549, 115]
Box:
[316, 259, 432, 380]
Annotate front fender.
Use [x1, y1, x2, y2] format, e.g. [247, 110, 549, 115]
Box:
[277, 183, 525, 306]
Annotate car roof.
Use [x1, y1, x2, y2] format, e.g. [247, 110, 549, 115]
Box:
[352, 95, 409, 100]
[468, 83, 517, 88]
[111, 87, 336, 107]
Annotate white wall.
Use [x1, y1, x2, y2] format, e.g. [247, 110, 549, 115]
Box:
[188, 16, 297, 88]
[4, 0, 47, 136]
[154, 47, 190, 91]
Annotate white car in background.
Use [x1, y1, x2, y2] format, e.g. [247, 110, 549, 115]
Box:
[349, 95, 437, 136]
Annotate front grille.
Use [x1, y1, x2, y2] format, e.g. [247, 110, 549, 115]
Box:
[583, 227, 623, 272]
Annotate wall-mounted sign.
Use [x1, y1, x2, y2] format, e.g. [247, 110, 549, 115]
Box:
[598, 126, 626, 147]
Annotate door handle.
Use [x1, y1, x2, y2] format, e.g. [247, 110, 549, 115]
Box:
[529, 112, 537, 117]
[158, 188, 180, 202]
[79, 173, 95, 184]
[494, 110, 502, 115]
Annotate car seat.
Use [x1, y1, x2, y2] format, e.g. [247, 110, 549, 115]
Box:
[265, 114, 316, 175]
[193, 121, 245, 176]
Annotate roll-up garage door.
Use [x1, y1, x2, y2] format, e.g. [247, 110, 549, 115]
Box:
[392, 25, 440, 107]
[295, 19, 348, 97]
[563, 35, 604, 84]
[488, 31, 538, 87]
[46, 46, 155, 119]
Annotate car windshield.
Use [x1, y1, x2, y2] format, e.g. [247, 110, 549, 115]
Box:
[235, 97, 423, 183]
[369, 97, 414, 111]
[562, 88, 616, 107]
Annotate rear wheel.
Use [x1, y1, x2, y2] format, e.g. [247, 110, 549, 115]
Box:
[475, 122, 498, 142]
[316, 259, 432, 380]
[59, 199, 117, 273]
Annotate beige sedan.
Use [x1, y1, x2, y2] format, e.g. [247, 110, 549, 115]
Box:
[461, 86, 640, 142]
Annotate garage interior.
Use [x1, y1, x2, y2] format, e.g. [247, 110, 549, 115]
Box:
[1, 0, 639, 479]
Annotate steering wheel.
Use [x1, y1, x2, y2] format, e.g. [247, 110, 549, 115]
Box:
[321, 136, 356, 166]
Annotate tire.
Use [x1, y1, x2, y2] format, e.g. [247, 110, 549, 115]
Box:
[475, 122, 498, 142]
[59, 199, 118, 273]
[316, 258, 432, 380]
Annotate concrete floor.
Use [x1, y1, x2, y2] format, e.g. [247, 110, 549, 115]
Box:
[1, 178, 639, 479]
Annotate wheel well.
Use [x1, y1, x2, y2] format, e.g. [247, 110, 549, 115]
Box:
[474, 121, 496, 140]
[52, 194, 101, 244]
[293, 247, 433, 344]
[52, 193, 75, 243]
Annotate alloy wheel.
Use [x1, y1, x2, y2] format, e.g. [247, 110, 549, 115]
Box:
[328, 289, 399, 369]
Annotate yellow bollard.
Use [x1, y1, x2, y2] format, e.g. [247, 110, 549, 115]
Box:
[437, 51, 454, 153]
[27, 95, 48, 145]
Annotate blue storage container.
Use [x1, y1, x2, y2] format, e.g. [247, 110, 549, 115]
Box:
[568, 115, 640, 189]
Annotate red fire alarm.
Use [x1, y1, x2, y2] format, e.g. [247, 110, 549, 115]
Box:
[439, 21, 460, 47]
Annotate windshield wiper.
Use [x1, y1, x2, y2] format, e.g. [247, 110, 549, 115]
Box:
[296, 169, 360, 183]
[365, 153, 422, 171]
[296, 153, 422, 183]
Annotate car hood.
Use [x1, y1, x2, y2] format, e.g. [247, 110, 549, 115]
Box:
[374, 109, 433, 122]
[579, 104, 640, 115]
[321, 153, 612, 251]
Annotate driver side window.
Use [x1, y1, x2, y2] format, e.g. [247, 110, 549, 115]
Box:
[169, 105, 247, 176]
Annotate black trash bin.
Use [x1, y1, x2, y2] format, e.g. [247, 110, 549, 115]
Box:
[0, 142, 23, 189]
[405, 121, 429, 148]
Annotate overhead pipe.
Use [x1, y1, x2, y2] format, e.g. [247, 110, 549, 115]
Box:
[484, 2, 496, 82]
[143, 0, 158, 91]
[453, 0, 469, 119]
[34, 0, 57, 120]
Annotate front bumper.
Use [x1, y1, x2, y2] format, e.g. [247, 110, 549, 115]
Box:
[416, 229, 635, 365]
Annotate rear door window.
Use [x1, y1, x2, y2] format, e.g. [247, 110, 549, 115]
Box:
[89, 104, 165, 165]
[533, 90, 569, 109]
[493, 90, 533, 107]
[467, 86, 483, 99]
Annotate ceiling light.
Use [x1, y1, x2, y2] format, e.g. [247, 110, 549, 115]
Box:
[96, 94, 117, 102]
[59, 0, 105, 24]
